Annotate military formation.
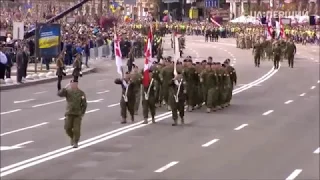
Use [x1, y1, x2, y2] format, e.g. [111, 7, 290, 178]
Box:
[236, 32, 297, 69]
[114, 55, 237, 126]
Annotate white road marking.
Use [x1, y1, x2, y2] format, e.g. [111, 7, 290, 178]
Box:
[317, 80, 319, 84]
[154, 161, 179, 173]
[299, 93, 306, 97]
[14, 99, 35, 104]
[202, 139, 219, 147]
[33, 91, 47, 95]
[285, 169, 302, 180]
[87, 99, 103, 103]
[0, 55, 281, 177]
[108, 103, 120, 107]
[0, 109, 22, 115]
[97, 79, 107, 82]
[13, 141, 33, 147]
[310, 86, 316, 89]
[262, 110, 274, 116]
[234, 124, 248, 131]
[96, 90, 110, 94]
[0, 122, 49, 137]
[284, 100, 294, 104]
[32, 99, 65, 108]
[85, 109, 100, 114]
[313, 147, 319, 154]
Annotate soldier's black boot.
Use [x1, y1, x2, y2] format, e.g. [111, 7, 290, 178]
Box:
[121, 118, 127, 124]
[172, 120, 178, 126]
[180, 117, 185, 125]
[73, 142, 78, 148]
[131, 116, 135, 122]
[152, 117, 156, 124]
[143, 118, 148, 124]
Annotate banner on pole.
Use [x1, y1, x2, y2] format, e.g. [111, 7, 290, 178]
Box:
[35, 23, 61, 58]
[13, 22, 25, 40]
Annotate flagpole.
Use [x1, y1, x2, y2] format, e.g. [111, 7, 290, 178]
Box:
[114, 25, 124, 78]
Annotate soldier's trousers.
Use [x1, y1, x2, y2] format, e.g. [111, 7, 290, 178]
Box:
[171, 100, 185, 121]
[221, 87, 230, 105]
[226, 85, 233, 103]
[142, 97, 156, 119]
[161, 84, 169, 104]
[206, 88, 219, 108]
[274, 56, 280, 69]
[202, 85, 207, 105]
[288, 55, 294, 67]
[134, 89, 141, 113]
[196, 85, 203, 106]
[120, 98, 135, 119]
[155, 84, 161, 104]
[217, 87, 224, 106]
[254, 55, 261, 67]
[64, 115, 82, 143]
[186, 87, 195, 107]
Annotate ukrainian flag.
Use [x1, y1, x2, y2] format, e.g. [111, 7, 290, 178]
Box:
[39, 36, 59, 49]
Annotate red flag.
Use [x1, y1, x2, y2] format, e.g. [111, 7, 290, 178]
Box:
[143, 27, 153, 87]
[114, 32, 123, 76]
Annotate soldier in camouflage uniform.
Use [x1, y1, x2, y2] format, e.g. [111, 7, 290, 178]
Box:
[131, 65, 142, 115]
[141, 69, 157, 124]
[224, 59, 237, 106]
[58, 79, 87, 148]
[169, 70, 186, 126]
[114, 72, 136, 124]
[252, 40, 263, 67]
[202, 62, 219, 112]
[160, 59, 174, 110]
[286, 39, 296, 68]
[183, 59, 197, 112]
[273, 42, 282, 69]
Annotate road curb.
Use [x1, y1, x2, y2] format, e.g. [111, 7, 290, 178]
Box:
[0, 68, 97, 91]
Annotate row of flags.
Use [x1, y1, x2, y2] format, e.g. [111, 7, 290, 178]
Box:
[266, 15, 285, 40]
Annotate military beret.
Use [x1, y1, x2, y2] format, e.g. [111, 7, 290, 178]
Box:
[207, 62, 212, 65]
[202, 60, 207, 63]
[216, 62, 221, 65]
[177, 62, 182, 65]
[208, 56, 213, 59]
[186, 55, 192, 59]
[188, 59, 192, 62]
[192, 63, 196, 66]
[70, 79, 78, 83]
[225, 58, 231, 63]
[183, 59, 188, 62]
[196, 62, 200, 64]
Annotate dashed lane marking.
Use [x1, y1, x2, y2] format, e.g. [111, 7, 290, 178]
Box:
[284, 100, 294, 104]
[234, 124, 248, 131]
[14, 99, 35, 104]
[0, 122, 49, 137]
[285, 169, 302, 180]
[32, 100, 65, 108]
[108, 103, 120, 108]
[33, 91, 47, 95]
[299, 93, 306, 97]
[262, 110, 274, 116]
[154, 161, 179, 173]
[313, 147, 319, 154]
[310, 86, 316, 89]
[96, 90, 110, 94]
[0, 109, 22, 115]
[202, 139, 219, 147]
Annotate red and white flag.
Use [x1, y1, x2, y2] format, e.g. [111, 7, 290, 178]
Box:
[143, 26, 153, 87]
[279, 17, 285, 39]
[266, 14, 273, 40]
[114, 32, 123, 77]
[210, 16, 221, 27]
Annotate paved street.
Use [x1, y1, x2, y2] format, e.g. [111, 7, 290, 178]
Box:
[0, 36, 319, 180]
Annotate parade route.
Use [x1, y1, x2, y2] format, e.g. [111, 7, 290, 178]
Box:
[0, 36, 319, 179]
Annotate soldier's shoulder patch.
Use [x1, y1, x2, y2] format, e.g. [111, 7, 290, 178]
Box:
[81, 95, 85, 99]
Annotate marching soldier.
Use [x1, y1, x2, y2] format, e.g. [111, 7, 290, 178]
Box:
[114, 72, 136, 124]
[220, 63, 232, 108]
[169, 71, 186, 126]
[183, 59, 197, 112]
[252, 41, 262, 67]
[72, 54, 82, 82]
[286, 39, 296, 68]
[160, 59, 174, 110]
[142, 70, 157, 124]
[224, 59, 237, 106]
[56, 53, 66, 91]
[273, 42, 282, 69]
[202, 63, 219, 113]
[131, 65, 142, 115]
[57, 79, 87, 148]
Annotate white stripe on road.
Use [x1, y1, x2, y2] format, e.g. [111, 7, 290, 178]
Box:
[284, 100, 294, 104]
[32, 99, 65, 108]
[0, 122, 48, 137]
[108, 103, 120, 107]
[33, 91, 47, 95]
[317, 80, 319, 84]
[154, 161, 179, 173]
[202, 139, 219, 147]
[313, 147, 320, 154]
[0, 109, 22, 115]
[13, 141, 34, 147]
[96, 90, 110, 94]
[58, 109, 100, 120]
[87, 99, 103, 103]
[262, 110, 274, 116]
[14, 99, 35, 104]
[310, 86, 316, 89]
[285, 169, 302, 180]
[0, 66, 280, 177]
[299, 93, 306, 97]
[234, 124, 248, 131]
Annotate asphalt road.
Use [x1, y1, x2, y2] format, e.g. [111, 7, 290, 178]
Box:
[0, 35, 319, 180]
